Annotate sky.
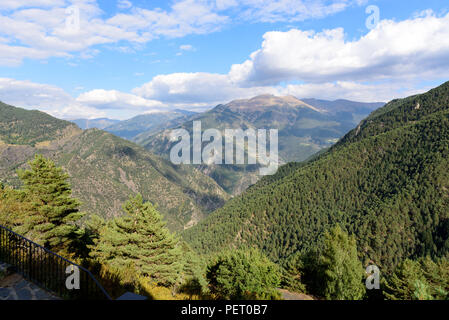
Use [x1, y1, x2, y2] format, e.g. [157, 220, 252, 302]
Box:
[0, 0, 448, 120]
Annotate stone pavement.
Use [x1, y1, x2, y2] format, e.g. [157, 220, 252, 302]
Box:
[0, 261, 60, 300]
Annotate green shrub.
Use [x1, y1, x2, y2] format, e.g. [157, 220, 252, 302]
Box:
[206, 248, 281, 300]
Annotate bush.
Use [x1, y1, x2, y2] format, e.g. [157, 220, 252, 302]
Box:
[206, 248, 281, 300]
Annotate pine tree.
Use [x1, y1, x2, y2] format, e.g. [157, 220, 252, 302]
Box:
[90, 194, 183, 286]
[413, 280, 434, 300]
[206, 248, 281, 300]
[319, 225, 366, 300]
[384, 256, 449, 300]
[383, 259, 425, 300]
[15, 154, 84, 255]
[0, 184, 31, 228]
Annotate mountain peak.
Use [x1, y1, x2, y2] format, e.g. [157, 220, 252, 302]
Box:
[225, 94, 323, 112]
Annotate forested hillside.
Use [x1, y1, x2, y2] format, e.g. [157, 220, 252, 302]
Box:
[0, 102, 229, 231]
[0, 102, 78, 146]
[183, 82, 449, 272]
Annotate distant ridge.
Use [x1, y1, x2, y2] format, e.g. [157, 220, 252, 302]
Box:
[301, 98, 385, 114]
[225, 94, 324, 113]
[71, 118, 120, 130]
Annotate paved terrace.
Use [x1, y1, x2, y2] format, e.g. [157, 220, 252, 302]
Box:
[0, 261, 59, 300]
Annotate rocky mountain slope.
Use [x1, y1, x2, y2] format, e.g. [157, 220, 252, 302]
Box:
[0, 102, 229, 231]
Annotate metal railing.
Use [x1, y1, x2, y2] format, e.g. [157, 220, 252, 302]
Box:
[0, 224, 112, 300]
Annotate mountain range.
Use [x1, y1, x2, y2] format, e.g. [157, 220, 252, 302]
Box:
[71, 110, 197, 141]
[137, 95, 384, 194]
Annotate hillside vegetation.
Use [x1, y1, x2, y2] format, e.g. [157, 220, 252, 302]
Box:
[0, 102, 78, 146]
[183, 82, 449, 272]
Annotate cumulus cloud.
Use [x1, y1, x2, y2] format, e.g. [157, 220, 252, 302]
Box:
[117, 0, 132, 10]
[2, 6, 448, 118]
[132, 72, 429, 105]
[230, 11, 449, 86]
[0, 0, 65, 10]
[281, 81, 430, 103]
[0, 0, 226, 65]
[0, 1, 141, 65]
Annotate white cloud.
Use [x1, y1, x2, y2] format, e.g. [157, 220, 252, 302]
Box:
[180, 44, 195, 51]
[0, 77, 105, 119]
[0, 0, 65, 10]
[132, 72, 278, 106]
[76, 89, 168, 111]
[132, 71, 431, 106]
[0, 79, 170, 119]
[0, 76, 431, 122]
[0, 0, 227, 65]
[1, 6, 447, 118]
[281, 81, 429, 103]
[117, 0, 132, 10]
[231, 0, 366, 23]
[229, 11, 449, 86]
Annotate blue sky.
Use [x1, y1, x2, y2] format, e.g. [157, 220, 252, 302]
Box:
[0, 0, 448, 119]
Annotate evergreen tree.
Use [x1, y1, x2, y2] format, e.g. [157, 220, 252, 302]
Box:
[178, 242, 208, 296]
[281, 252, 307, 293]
[413, 280, 433, 300]
[90, 194, 183, 286]
[384, 256, 449, 300]
[0, 185, 31, 228]
[16, 154, 84, 255]
[206, 248, 281, 300]
[319, 225, 366, 300]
